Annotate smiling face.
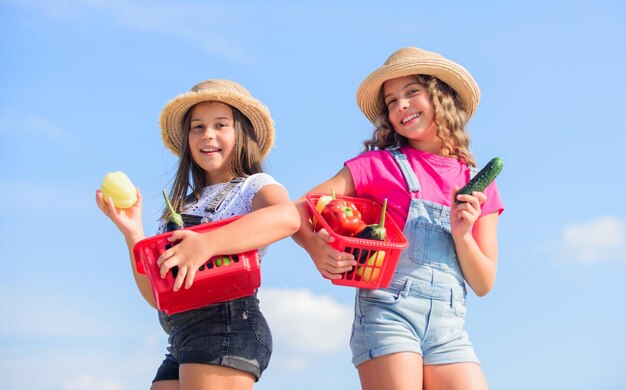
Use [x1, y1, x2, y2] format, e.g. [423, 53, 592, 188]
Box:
[383, 75, 441, 154]
[187, 101, 236, 184]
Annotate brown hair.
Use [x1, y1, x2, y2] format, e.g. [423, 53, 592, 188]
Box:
[363, 75, 476, 167]
[163, 103, 264, 218]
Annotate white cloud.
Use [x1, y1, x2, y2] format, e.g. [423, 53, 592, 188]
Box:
[0, 287, 353, 387]
[258, 288, 353, 354]
[560, 216, 625, 262]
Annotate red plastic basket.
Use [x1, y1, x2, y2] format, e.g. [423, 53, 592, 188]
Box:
[306, 194, 408, 289]
[133, 216, 260, 315]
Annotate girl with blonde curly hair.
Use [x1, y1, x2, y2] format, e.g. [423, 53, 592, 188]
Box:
[293, 47, 504, 390]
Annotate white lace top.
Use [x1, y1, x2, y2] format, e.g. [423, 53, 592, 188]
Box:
[156, 173, 283, 257]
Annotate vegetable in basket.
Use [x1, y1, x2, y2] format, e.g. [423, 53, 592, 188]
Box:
[355, 199, 388, 241]
[214, 256, 231, 267]
[356, 251, 386, 282]
[352, 199, 388, 263]
[320, 197, 366, 237]
[312, 190, 335, 231]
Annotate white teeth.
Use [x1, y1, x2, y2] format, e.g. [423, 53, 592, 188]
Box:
[201, 147, 220, 153]
[401, 113, 419, 124]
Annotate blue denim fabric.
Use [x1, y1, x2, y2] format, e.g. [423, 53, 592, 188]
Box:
[350, 149, 479, 367]
[153, 294, 272, 382]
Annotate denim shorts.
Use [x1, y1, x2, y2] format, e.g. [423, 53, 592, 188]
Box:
[153, 294, 272, 383]
[350, 277, 478, 367]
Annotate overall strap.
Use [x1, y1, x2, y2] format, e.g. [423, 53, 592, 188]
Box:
[469, 166, 479, 179]
[389, 149, 421, 194]
[205, 177, 245, 213]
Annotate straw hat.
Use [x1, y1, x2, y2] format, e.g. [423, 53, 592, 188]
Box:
[356, 47, 481, 124]
[160, 79, 275, 157]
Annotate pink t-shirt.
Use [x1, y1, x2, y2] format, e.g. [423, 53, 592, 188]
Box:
[345, 145, 504, 230]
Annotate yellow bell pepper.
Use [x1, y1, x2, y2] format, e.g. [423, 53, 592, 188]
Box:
[356, 250, 386, 282]
[312, 190, 335, 231]
[100, 171, 137, 209]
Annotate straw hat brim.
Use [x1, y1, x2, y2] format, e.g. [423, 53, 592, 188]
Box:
[160, 88, 275, 158]
[356, 49, 481, 124]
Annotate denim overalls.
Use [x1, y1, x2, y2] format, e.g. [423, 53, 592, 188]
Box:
[350, 149, 480, 367]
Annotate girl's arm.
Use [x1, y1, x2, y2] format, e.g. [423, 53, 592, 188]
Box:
[95, 189, 157, 308]
[291, 166, 358, 280]
[450, 189, 499, 297]
[157, 183, 301, 291]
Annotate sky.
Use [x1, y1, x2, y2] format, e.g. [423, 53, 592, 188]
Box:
[1, 0, 625, 389]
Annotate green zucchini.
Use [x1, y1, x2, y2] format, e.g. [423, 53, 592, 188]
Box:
[455, 157, 503, 203]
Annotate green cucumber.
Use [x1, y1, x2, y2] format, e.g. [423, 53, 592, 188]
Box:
[455, 157, 503, 203]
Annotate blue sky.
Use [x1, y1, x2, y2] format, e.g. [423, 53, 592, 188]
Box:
[1, 1, 625, 389]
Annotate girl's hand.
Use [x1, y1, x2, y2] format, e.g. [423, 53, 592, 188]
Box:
[156, 230, 208, 292]
[95, 188, 144, 240]
[308, 229, 357, 280]
[450, 186, 487, 239]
